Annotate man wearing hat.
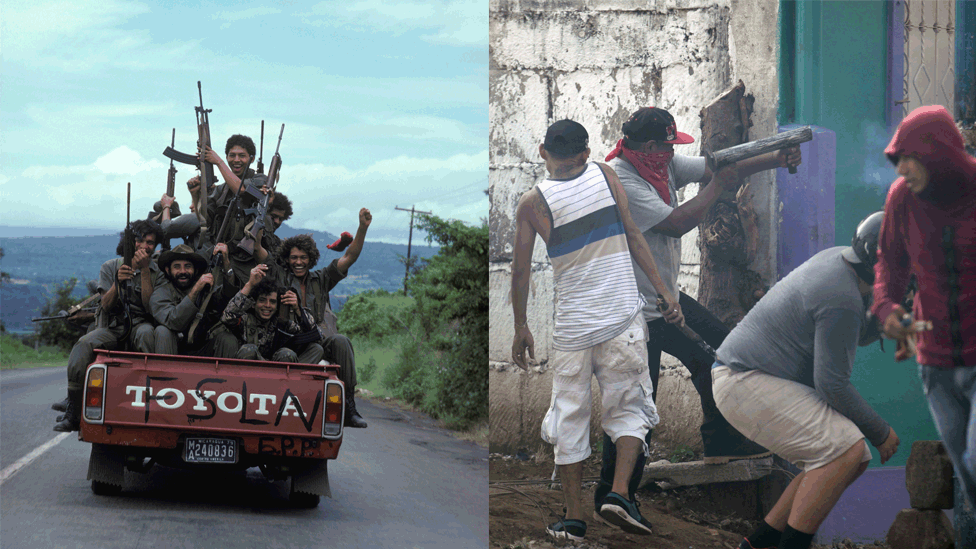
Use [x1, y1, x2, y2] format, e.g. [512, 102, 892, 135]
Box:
[54, 219, 165, 432]
[151, 243, 238, 357]
[597, 107, 802, 503]
[712, 212, 899, 549]
[511, 119, 684, 540]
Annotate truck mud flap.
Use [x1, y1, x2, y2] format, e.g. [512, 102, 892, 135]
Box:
[87, 443, 125, 488]
[291, 460, 331, 498]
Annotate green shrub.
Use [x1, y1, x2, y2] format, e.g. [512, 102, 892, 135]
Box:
[359, 356, 377, 385]
[383, 338, 435, 406]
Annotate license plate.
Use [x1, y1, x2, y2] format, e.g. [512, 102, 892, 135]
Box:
[184, 437, 238, 464]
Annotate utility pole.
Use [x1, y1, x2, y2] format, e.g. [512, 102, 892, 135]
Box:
[395, 205, 431, 293]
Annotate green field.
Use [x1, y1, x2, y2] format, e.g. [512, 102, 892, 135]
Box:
[0, 334, 67, 369]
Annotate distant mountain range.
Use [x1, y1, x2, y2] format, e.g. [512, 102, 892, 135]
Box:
[0, 224, 437, 334]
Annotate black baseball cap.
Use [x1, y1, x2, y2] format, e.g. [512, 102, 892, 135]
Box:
[622, 107, 695, 144]
[543, 119, 589, 157]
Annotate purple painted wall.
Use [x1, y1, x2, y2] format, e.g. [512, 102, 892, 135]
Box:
[814, 467, 920, 544]
[776, 125, 836, 280]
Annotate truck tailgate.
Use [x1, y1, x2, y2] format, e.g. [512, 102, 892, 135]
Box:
[81, 351, 343, 458]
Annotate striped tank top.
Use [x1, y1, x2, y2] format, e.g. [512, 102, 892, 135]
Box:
[537, 162, 645, 351]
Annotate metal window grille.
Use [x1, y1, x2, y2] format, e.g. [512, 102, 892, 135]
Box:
[901, 0, 956, 117]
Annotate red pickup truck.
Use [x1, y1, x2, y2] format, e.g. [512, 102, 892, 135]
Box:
[78, 349, 344, 507]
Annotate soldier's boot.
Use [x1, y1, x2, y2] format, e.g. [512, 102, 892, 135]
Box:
[53, 389, 83, 432]
[52, 396, 69, 413]
[344, 388, 368, 429]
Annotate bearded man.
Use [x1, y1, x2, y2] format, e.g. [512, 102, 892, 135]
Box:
[150, 244, 237, 357]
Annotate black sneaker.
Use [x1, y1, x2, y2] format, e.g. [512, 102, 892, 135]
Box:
[703, 434, 771, 465]
[546, 518, 586, 541]
[598, 492, 653, 535]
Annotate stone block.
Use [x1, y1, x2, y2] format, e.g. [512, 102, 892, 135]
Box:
[638, 456, 773, 488]
[489, 69, 549, 166]
[488, 165, 549, 263]
[490, 8, 730, 74]
[906, 440, 954, 510]
[488, 365, 617, 456]
[550, 68, 721, 159]
[887, 508, 955, 549]
[489, 265, 554, 364]
[491, 0, 726, 13]
[652, 366, 704, 451]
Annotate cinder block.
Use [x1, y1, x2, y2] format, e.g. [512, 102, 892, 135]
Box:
[887, 508, 955, 549]
[906, 440, 954, 510]
[490, 8, 729, 73]
[491, 0, 723, 13]
[488, 165, 549, 263]
[489, 70, 549, 166]
[489, 265, 554, 364]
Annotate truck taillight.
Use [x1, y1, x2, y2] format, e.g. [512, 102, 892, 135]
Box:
[84, 365, 107, 423]
[323, 380, 343, 438]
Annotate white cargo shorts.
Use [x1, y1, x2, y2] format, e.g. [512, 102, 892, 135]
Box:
[541, 317, 660, 465]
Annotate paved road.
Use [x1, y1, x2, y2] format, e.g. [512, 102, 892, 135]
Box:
[1, 366, 488, 549]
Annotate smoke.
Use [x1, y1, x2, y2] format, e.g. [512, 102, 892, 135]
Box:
[859, 121, 898, 189]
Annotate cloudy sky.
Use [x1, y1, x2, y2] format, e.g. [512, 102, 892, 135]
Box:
[0, 0, 487, 244]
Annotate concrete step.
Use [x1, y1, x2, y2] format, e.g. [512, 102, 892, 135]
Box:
[638, 457, 775, 488]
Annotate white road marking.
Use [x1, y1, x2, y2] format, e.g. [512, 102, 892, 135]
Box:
[0, 432, 71, 485]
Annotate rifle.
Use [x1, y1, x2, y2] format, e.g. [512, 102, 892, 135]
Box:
[162, 82, 216, 236]
[32, 293, 100, 322]
[167, 128, 178, 197]
[273, 293, 323, 353]
[706, 126, 812, 175]
[110, 183, 135, 340]
[257, 120, 265, 175]
[186, 158, 253, 345]
[237, 124, 284, 256]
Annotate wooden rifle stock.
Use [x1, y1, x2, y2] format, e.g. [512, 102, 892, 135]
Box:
[705, 126, 812, 175]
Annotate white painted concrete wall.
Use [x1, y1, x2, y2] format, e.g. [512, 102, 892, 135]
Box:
[489, 0, 780, 455]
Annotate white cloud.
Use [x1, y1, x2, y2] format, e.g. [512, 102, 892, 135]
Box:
[300, 0, 485, 46]
[0, 150, 488, 244]
[213, 6, 282, 29]
[93, 146, 167, 175]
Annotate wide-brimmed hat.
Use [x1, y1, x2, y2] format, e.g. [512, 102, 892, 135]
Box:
[158, 244, 208, 273]
[622, 107, 695, 145]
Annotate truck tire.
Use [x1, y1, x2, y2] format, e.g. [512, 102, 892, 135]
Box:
[91, 480, 122, 496]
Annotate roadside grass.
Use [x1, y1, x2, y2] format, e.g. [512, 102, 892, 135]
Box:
[350, 334, 488, 447]
[353, 339, 401, 400]
[1, 334, 67, 369]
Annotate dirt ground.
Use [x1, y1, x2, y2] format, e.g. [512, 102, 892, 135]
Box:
[489, 448, 889, 549]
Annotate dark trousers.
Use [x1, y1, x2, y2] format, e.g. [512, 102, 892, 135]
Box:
[322, 334, 357, 392]
[599, 291, 734, 498]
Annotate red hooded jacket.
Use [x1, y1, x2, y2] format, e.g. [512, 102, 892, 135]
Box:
[872, 105, 976, 368]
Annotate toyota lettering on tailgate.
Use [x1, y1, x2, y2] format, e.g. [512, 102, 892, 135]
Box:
[120, 375, 322, 432]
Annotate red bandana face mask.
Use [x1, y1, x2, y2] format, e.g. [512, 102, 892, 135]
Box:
[622, 148, 674, 205]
